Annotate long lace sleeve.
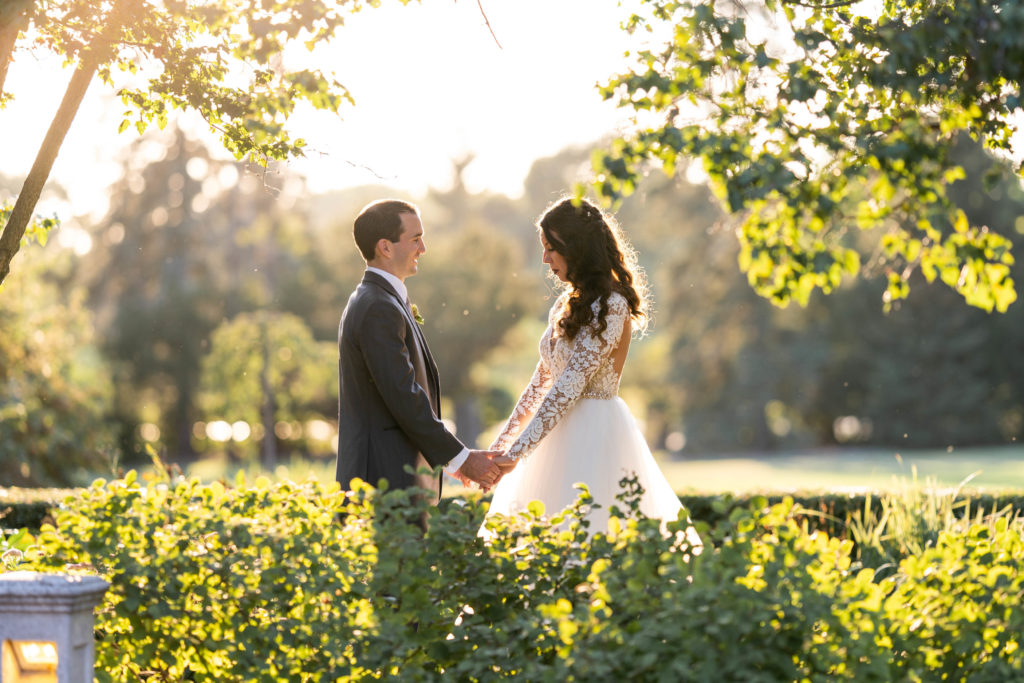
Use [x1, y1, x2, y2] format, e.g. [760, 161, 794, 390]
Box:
[488, 358, 553, 452]
[506, 293, 629, 461]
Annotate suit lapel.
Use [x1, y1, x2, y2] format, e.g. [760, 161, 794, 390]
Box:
[407, 310, 442, 410]
[362, 272, 441, 408]
[414, 323, 442, 414]
[409, 315, 437, 372]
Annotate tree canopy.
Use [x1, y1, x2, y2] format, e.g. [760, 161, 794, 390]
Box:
[0, 0, 390, 286]
[593, 0, 1024, 312]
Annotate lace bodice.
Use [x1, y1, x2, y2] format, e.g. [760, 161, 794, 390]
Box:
[490, 291, 630, 461]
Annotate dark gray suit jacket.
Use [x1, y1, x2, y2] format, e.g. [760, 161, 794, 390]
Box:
[336, 271, 464, 498]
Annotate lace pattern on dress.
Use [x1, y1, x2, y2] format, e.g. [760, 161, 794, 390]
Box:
[494, 291, 629, 461]
[488, 294, 564, 452]
[489, 359, 553, 452]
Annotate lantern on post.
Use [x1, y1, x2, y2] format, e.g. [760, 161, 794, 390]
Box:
[0, 572, 109, 682]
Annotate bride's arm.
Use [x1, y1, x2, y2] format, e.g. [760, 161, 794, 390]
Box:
[489, 359, 553, 452]
[505, 294, 629, 462]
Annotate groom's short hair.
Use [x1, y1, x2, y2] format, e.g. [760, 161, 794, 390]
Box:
[354, 199, 419, 261]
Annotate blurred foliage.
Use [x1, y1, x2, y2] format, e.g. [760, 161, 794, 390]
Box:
[80, 129, 336, 461]
[198, 311, 337, 463]
[595, 0, 1023, 312]
[0, 198, 58, 248]
[0, 484, 70, 531]
[0, 174, 66, 261]
[7, 122, 1024, 474]
[411, 226, 536, 445]
[9, 468, 1024, 679]
[0, 242, 115, 486]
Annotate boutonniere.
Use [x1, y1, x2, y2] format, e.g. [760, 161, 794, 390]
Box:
[410, 303, 425, 326]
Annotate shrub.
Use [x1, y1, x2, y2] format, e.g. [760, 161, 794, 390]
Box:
[11, 468, 1024, 681]
[883, 517, 1024, 679]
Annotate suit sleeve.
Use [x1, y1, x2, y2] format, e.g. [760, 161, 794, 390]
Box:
[358, 300, 464, 468]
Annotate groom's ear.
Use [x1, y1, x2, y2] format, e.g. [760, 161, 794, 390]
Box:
[375, 238, 393, 261]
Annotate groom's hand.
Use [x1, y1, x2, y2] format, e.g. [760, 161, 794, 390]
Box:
[457, 449, 505, 489]
[489, 454, 517, 474]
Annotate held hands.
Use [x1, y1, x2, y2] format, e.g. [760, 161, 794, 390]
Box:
[456, 450, 516, 491]
[491, 454, 517, 477]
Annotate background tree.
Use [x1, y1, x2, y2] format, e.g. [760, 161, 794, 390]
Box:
[82, 131, 232, 462]
[420, 159, 546, 444]
[820, 139, 1024, 448]
[0, 0, 379, 286]
[594, 0, 1023, 312]
[198, 312, 337, 467]
[0, 239, 114, 486]
[81, 129, 330, 462]
[411, 226, 536, 446]
[655, 138, 1024, 453]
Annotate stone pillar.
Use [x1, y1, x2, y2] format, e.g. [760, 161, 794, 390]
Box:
[0, 572, 109, 683]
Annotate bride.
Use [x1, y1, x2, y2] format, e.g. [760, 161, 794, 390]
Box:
[481, 197, 698, 539]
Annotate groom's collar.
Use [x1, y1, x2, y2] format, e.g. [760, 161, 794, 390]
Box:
[365, 266, 408, 303]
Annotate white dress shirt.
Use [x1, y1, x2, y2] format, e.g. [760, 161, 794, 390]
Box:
[365, 267, 469, 474]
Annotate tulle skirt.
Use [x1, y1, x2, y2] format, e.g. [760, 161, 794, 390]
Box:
[483, 397, 695, 536]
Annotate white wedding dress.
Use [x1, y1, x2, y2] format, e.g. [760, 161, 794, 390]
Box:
[483, 291, 696, 538]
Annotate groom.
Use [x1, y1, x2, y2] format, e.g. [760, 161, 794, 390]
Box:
[336, 199, 508, 500]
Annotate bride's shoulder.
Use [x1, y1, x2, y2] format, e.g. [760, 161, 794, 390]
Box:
[549, 290, 570, 315]
[600, 291, 629, 313]
[607, 291, 627, 306]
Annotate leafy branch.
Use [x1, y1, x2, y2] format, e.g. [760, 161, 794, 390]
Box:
[0, 0, 387, 288]
[593, 0, 1023, 312]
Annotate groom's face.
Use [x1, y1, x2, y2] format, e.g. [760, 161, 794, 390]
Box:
[391, 212, 427, 280]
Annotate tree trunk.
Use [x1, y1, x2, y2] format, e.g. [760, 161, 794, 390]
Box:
[454, 396, 482, 450]
[0, 25, 18, 96]
[0, 0, 34, 96]
[0, 56, 98, 286]
[0, 0, 127, 287]
[175, 397, 197, 463]
[260, 320, 278, 470]
[168, 368, 198, 464]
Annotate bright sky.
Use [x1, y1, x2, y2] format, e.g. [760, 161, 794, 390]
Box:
[0, 1, 642, 223]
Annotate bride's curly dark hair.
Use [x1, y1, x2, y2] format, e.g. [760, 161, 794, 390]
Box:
[538, 197, 650, 341]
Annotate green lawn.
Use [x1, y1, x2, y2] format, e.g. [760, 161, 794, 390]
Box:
[658, 445, 1024, 493]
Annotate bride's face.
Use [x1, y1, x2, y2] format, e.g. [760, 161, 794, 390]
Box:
[540, 234, 569, 282]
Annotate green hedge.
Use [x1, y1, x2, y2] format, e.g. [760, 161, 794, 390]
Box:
[0, 486, 73, 530]
[5, 471, 1024, 681]
[7, 485, 1024, 538]
[680, 490, 1024, 539]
